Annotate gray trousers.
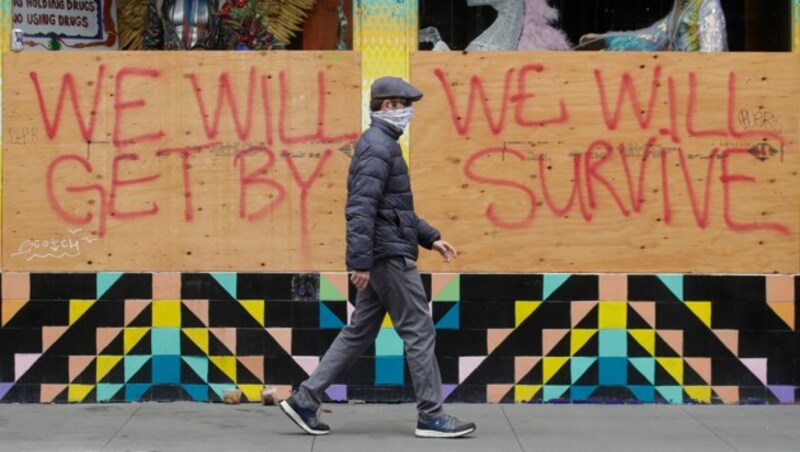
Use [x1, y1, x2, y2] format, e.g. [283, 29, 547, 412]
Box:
[294, 257, 444, 420]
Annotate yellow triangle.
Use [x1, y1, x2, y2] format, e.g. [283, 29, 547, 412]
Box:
[183, 328, 210, 355]
[381, 313, 393, 328]
[542, 357, 569, 384]
[516, 301, 542, 327]
[570, 329, 597, 356]
[210, 356, 237, 382]
[685, 386, 711, 404]
[70, 299, 96, 325]
[124, 328, 150, 354]
[96, 356, 123, 382]
[238, 384, 264, 402]
[629, 330, 656, 356]
[239, 300, 265, 327]
[657, 357, 684, 385]
[2, 299, 28, 326]
[514, 385, 541, 403]
[68, 384, 94, 402]
[767, 301, 795, 331]
[685, 301, 711, 328]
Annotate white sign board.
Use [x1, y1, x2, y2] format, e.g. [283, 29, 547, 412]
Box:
[11, 0, 118, 50]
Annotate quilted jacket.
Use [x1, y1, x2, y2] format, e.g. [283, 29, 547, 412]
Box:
[345, 118, 440, 270]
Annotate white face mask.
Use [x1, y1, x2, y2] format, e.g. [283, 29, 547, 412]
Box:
[372, 106, 415, 131]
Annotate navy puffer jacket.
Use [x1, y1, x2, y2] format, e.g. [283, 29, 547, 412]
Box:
[345, 118, 441, 270]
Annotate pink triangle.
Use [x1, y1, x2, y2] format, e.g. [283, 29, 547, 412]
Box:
[487, 384, 514, 403]
[713, 330, 739, 356]
[96, 327, 122, 354]
[15, 353, 41, 381]
[515, 356, 541, 383]
[238, 356, 264, 382]
[685, 357, 712, 384]
[183, 300, 209, 326]
[542, 329, 569, 356]
[713, 386, 739, 404]
[69, 356, 95, 382]
[40, 384, 67, 403]
[293, 356, 319, 376]
[125, 300, 151, 326]
[741, 358, 767, 385]
[459, 356, 486, 383]
[629, 302, 656, 328]
[487, 329, 513, 354]
[210, 328, 237, 355]
[266, 328, 292, 354]
[431, 273, 457, 299]
[42, 326, 69, 352]
[571, 301, 598, 328]
[658, 330, 683, 355]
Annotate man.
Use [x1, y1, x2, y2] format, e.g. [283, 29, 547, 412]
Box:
[279, 77, 476, 439]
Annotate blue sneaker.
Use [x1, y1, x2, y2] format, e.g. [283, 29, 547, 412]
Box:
[415, 413, 476, 438]
[279, 396, 330, 435]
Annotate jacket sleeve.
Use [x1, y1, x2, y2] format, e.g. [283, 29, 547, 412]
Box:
[416, 217, 441, 250]
[345, 144, 391, 270]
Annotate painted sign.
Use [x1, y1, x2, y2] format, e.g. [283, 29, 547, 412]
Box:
[11, 0, 117, 50]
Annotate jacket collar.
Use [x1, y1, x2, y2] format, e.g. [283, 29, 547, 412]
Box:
[370, 116, 403, 141]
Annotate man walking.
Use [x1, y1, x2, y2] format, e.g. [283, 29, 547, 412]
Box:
[279, 77, 476, 438]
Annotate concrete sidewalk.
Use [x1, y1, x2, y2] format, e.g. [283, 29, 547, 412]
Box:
[0, 402, 798, 452]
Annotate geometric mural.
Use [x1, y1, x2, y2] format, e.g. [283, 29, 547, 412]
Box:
[1, 273, 797, 404]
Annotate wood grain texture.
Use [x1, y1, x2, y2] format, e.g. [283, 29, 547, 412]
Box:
[3, 51, 361, 271]
[410, 52, 799, 273]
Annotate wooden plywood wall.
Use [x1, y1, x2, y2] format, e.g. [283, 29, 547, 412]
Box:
[3, 51, 360, 271]
[411, 52, 800, 274]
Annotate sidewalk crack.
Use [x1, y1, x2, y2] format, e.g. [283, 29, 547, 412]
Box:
[501, 406, 525, 452]
[101, 405, 141, 450]
[681, 407, 739, 452]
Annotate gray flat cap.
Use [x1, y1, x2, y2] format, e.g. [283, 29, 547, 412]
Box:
[370, 76, 423, 101]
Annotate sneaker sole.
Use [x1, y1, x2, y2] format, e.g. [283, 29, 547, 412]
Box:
[279, 400, 330, 436]
[414, 426, 476, 438]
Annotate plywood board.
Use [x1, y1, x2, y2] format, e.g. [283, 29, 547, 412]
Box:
[411, 52, 800, 273]
[3, 51, 360, 271]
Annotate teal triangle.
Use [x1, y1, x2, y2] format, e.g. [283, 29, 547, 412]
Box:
[657, 274, 683, 301]
[320, 303, 345, 329]
[97, 272, 123, 298]
[656, 386, 684, 404]
[182, 384, 209, 401]
[433, 277, 460, 302]
[320, 275, 347, 301]
[182, 356, 209, 382]
[96, 383, 124, 402]
[543, 385, 570, 402]
[629, 358, 656, 385]
[211, 273, 237, 299]
[629, 386, 655, 403]
[209, 383, 237, 399]
[435, 303, 459, 329]
[124, 356, 150, 382]
[543, 274, 570, 301]
[570, 357, 597, 384]
[125, 384, 151, 402]
[570, 385, 598, 402]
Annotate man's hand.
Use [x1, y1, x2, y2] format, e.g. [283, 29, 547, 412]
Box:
[432, 240, 458, 263]
[350, 270, 371, 292]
